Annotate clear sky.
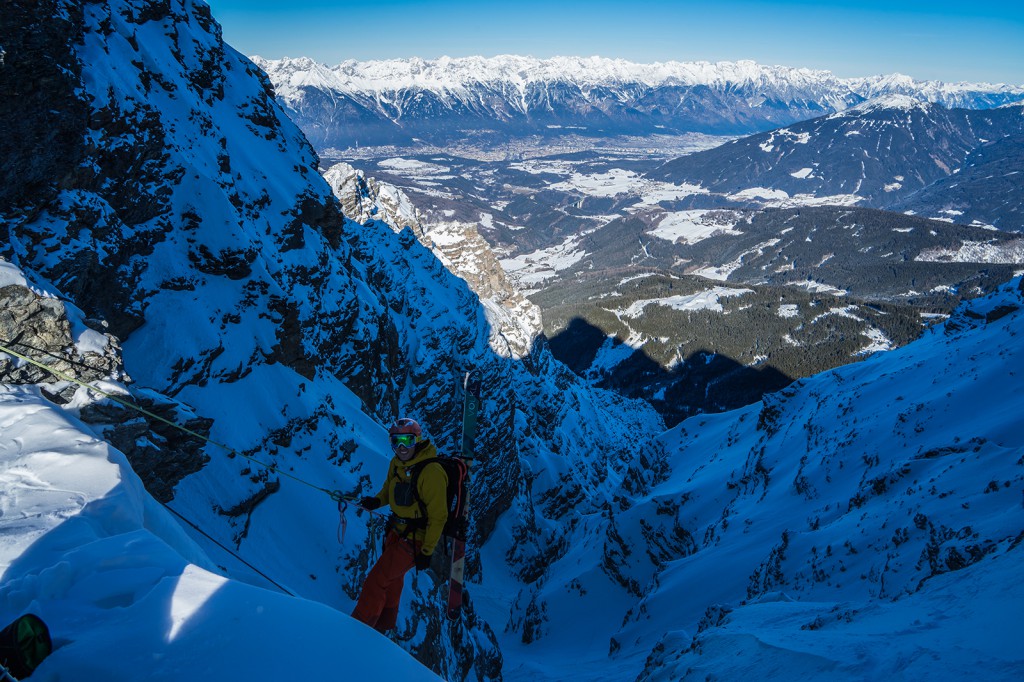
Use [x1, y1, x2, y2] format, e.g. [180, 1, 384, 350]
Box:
[204, 0, 1024, 84]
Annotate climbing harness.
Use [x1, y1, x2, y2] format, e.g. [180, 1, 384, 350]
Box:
[337, 498, 348, 545]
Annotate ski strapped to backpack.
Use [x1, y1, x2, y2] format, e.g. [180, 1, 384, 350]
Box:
[448, 368, 482, 618]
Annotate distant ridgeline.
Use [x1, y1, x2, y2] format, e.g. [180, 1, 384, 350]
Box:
[255, 55, 1024, 148]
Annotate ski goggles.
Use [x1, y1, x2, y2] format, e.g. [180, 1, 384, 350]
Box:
[390, 434, 416, 449]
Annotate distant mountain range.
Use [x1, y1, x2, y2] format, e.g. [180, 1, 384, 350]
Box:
[254, 56, 1024, 147]
[280, 67, 1024, 426]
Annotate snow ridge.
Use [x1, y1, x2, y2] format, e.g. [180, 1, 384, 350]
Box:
[255, 55, 1024, 110]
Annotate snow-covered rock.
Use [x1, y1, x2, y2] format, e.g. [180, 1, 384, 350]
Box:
[1, 2, 664, 678]
[324, 162, 543, 359]
[0, 381, 441, 682]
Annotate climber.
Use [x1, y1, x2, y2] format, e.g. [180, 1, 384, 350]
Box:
[351, 417, 449, 632]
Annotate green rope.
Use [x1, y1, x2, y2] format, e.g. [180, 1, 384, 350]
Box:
[0, 340, 398, 603]
[0, 341, 354, 503]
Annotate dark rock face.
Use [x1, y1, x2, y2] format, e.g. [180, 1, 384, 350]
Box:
[80, 395, 212, 503]
[0, 282, 209, 501]
[0, 0, 88, 212]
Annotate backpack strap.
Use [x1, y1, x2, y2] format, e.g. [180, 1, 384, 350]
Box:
[407, 457, 442, 519]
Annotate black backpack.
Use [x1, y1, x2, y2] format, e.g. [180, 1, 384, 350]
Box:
[0, 613, 51, 679]
[408, 456, 470, 540]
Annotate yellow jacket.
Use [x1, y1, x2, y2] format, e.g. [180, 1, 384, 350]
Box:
[370, 441, 449, 555]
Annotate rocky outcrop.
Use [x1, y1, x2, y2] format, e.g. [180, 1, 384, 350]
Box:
[0, 0, 88, 211]
[324, 162, 424, 232]
[324, 162, 544, 358]
[0, 277, 208, 502]
[80, 394, 212, 503]
[0, 283, 120, 387]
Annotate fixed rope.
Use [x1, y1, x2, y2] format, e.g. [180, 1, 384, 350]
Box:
[0, 340, 391, 590]
[0, 340, 357, 503]
[160, 502, 296, 596]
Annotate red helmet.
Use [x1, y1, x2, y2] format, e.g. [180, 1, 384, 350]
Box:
[388, 418, 422, 440]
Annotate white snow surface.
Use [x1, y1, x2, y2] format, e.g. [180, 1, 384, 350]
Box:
[619, 287, 753, 317]
[778, 303, 800, 318]
[620, 279, 1024, 681]
[915, 239, 1024, 264]
[0, 385, 439, 681]
[648, 210, 743, 245]
[544, 169, 707, 205]
[500, 233, 592, 291]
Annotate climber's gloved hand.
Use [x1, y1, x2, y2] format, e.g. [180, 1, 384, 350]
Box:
[414, 552, 432, 572]
[358, 496, 381, 511]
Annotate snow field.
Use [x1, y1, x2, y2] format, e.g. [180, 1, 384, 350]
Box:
[0, 384, 441, 681]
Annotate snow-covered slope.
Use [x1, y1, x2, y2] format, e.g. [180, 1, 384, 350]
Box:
[484, 277, 1024, 681]
[651, 98, 1024, 211]
[0, 381, 440, 681]
[2, 2, 665, 678]
[627, 278, 1024, 679]
[894, 134, 1024, 231]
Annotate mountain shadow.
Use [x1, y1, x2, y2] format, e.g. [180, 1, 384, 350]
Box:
[545, 317, 608, 374]
[547, 317, 793, 427]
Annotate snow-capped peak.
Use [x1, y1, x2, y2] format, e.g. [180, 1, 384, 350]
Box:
[262, 55, 850, 93]
[256, 54, 1024, 104]
[850, 93, 934, 114]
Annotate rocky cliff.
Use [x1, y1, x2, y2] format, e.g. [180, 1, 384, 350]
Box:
[0, 2, 664, 678]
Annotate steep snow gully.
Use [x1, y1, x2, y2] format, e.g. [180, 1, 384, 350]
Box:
[1, 2, 1023, 681]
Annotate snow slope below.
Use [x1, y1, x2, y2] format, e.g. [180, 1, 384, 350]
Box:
[627, 278, 1024, 680]
[479, 278, 1024, 682]
[0, 385, 439, 681]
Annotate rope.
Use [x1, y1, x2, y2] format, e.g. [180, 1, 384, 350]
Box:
[161, 502, 296, 597]
[0, 340, 353, 502]
[0, 340, 398, 599]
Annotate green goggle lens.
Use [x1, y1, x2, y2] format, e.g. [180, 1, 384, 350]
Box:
[391, 434, 416, 448]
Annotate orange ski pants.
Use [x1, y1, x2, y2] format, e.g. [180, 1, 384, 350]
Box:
[351, 531, 419, 632]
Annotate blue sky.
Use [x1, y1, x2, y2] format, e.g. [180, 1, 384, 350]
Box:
[205, 0, 1024, 83]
